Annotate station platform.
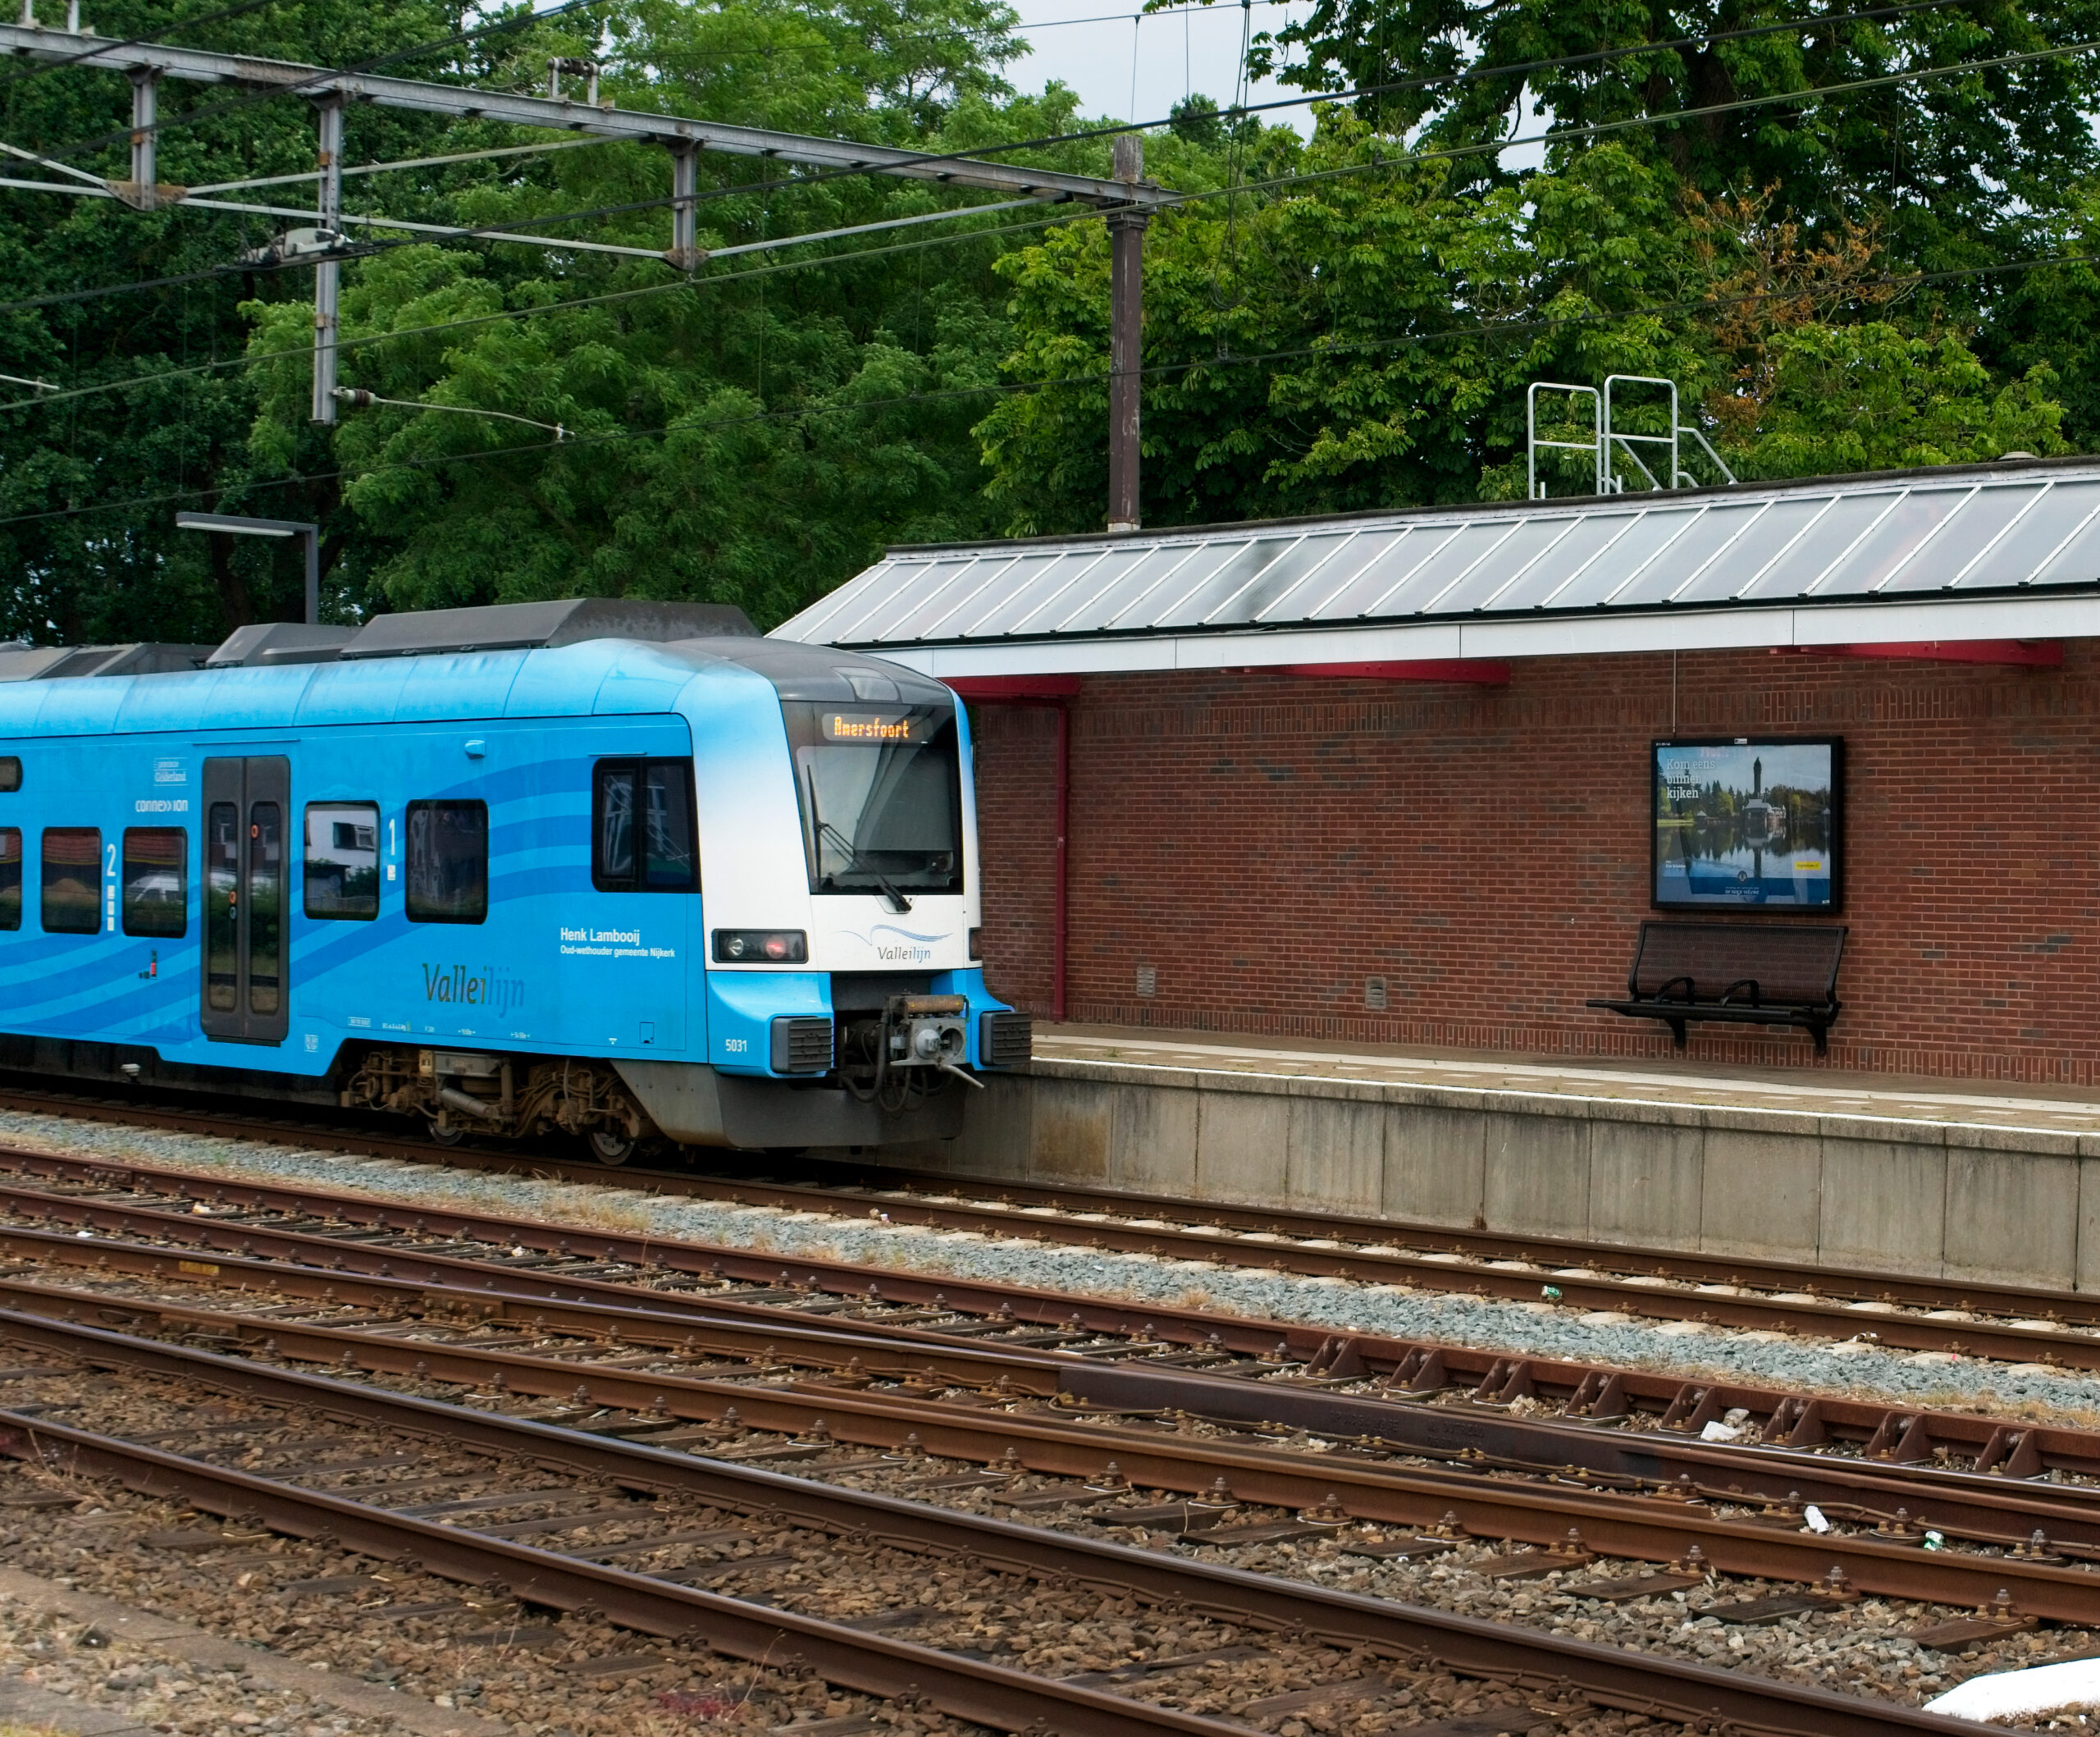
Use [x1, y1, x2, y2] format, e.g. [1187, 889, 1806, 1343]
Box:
[934, 1027, 2100, 1294]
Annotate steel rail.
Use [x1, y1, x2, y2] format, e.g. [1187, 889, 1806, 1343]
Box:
[6, 1153, 2100, 1483]
[0, 1425, 1242, 1737]
[7, 1084, 2098, 1355]
[0, 1308, 1996, 1737]
[9, 1219, 2100, 1558]
[0, 1216, 1072, 1387]
[655, 1159, 2100, 1323]
[9, 1268, 2100, 1619]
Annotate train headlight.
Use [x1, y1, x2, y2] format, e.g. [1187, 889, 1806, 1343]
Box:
[712, 929, 809, 963]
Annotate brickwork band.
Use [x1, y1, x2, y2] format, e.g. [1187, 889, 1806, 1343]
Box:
[970, 647, 2095, 1085]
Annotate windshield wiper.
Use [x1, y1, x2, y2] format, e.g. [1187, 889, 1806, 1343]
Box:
[804, 766, 915, 913]
[817, 818, 913, 913]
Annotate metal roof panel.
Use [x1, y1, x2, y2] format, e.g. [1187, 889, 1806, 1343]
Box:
[1959, 478, 2100, 587]
[1879, 483, 2036, 592]
[1295, 528, 1420, 619]
[771, 460, 2100, 655]
[1491, 511, 1640, 610]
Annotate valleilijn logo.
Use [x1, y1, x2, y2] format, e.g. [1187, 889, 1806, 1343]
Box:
[422, 963, 527, 1017]
[872, 922, 947, 965]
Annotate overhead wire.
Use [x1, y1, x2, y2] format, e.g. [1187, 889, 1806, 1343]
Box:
[4, 235, 2098, 535]
[0, 0, 2017, 304]
[0, 0, 1995, 204]
[874, 0, 1294, 48]
[0, 201, 1103, 412]
[0, 26, 2093, 412]
[486, 0, 2009, 203]
[0, 2, 2061, 331]
[0, 171, 1072, 320]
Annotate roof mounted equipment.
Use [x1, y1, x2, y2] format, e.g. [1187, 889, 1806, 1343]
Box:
[0, 643, 215, 682]
[205, 623, 355, 668]
[334, 597, 756, 660]
[1527, 376, 1737, 499]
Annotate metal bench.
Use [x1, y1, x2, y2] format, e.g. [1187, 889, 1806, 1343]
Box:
[1586, 921, 1847, 1054]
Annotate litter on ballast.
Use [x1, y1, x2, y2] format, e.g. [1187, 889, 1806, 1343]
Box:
[1927, 1656, 2100, 1721]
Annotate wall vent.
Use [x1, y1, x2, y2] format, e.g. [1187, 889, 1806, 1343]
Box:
[1134, 965, 1157, 999]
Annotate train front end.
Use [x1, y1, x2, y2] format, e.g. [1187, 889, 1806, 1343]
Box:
[616, 639, 1025, 1153]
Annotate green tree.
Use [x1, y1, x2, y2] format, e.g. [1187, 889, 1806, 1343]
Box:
[979, 75, 2083, 532]
[1, 0, 1078, 638]
[0, 0, 476, 642]
[1719, 324, 2065, 475]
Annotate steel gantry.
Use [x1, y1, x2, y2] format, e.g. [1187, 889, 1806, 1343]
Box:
[0, 13, 1168, 524]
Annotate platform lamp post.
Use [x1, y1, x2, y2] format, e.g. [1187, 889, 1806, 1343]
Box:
[176, 512, 320, 626]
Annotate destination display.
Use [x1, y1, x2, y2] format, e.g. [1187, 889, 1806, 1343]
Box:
[821, 711, 923, 743]
[1652, 738, 1842, 908]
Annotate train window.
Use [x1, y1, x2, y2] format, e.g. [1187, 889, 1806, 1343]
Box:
[206, 804, 237, 1010]
[249, 802, 282, 1014]
[0, 830, 19, 930]
[0, 759, 21, 793]
[591, 759, 697, 893]
[405, 800, 487, 924]
[304, 802, 380, 920]
[780, 702, 963, 898]
[121, 828, 187, 938]
[40, 827, 100, 935]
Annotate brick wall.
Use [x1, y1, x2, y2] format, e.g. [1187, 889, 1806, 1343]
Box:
[970, 643, 2100, 1084]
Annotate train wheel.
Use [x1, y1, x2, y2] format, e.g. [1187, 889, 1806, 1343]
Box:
[427, 1122, 465, 1148]
[587, 1129, 635, 1166]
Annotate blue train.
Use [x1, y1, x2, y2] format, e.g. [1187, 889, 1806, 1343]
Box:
[0, 598, 1026, 1160]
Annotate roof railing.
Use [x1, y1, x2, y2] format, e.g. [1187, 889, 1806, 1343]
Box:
[1527, 374, 1737, 498]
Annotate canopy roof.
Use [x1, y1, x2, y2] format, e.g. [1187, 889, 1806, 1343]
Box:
[774, 457, 2100, 675]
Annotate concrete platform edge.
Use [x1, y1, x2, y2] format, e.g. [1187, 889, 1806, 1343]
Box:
[934, 1054, 2100, 1290]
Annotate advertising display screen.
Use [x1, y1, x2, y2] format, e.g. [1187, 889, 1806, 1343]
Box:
[1653, 738, 1842, 908]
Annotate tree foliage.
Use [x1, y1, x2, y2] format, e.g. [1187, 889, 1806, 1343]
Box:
[0, 0, 1080, 638]
[0, 0, 2092, 637]
[979, 0, 2096, 535]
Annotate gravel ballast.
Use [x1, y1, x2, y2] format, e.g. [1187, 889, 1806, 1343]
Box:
[2, 1108, 2095, 1427]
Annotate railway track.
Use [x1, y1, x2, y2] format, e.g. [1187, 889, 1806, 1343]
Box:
[16, 1090, 2100, 1707]
[0, 1310, 2006, 1736]
[7, 1193, 2100, 1626]
[0, 1140, 2091, 1490]
[8, 1081, 2100, 1374]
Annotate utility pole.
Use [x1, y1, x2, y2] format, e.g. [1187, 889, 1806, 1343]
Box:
[1107, 132, 1148, 534]
[310, 94, 344, 424]
[667, 141, 701, 271]
[121, 70, 158, 209]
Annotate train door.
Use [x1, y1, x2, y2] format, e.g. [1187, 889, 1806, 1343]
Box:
[200, 757, 290, 1044]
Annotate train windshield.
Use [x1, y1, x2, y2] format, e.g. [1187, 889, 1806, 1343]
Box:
[783, 701, 963, 896]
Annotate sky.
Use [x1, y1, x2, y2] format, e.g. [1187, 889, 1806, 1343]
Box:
[1000, 0, 1314, 135]
[997, 0, 1550, 169]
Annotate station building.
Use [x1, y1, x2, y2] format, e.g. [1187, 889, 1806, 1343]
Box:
[774, 453, 2100, 1290]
